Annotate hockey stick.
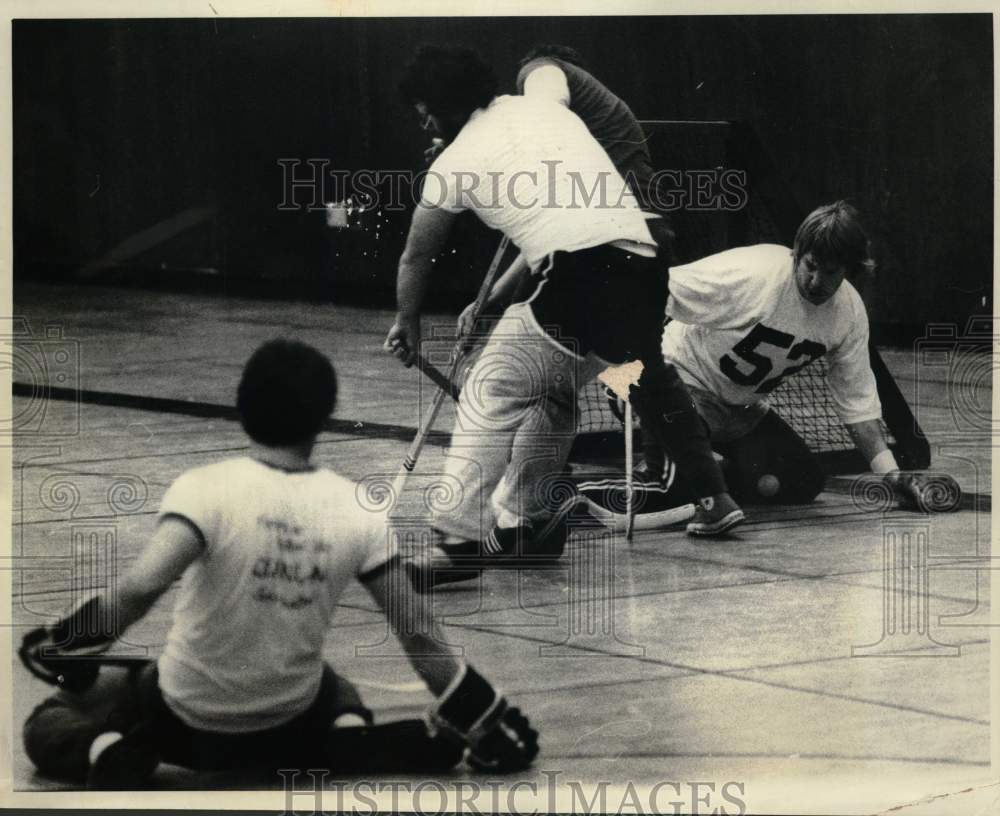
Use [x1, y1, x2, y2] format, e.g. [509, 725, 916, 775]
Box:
[581, 495, 695, 532]
[624, 400, 635, 540]
[20, 649, 152, 691]
[389, 235, 511, 512]
[414, 352, 461, 401]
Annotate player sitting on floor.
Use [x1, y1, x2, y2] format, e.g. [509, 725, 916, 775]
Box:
[386, 45, 743, 582]
[582, 201, 959, 513]
[18, 338, 538, 789]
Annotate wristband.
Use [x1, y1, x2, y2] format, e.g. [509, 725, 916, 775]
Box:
[870, 449, 898, 475]
[426, 663, 506, 746]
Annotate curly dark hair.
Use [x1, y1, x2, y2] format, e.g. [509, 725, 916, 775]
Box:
[398, 45, 498, 117]
[237, 338, 337, 447]
[518, 43, 587, 71]
[793, 200, 876, 281]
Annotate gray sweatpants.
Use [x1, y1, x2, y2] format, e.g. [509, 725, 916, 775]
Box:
[432, 302, 607, 540]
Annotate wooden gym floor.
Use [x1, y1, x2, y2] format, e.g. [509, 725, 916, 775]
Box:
[7, 282, 996, 812]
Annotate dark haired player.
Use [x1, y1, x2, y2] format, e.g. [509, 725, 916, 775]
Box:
[613, 201, 958, 510]
[18, 338, 538, 788]
[459, 43, 672, 334]
[388, 44, 742, 564]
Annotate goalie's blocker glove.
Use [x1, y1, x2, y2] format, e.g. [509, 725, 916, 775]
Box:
[18, 596, 115, 693]
[426, 664, 539, 773]
[885, 471, 962, 513]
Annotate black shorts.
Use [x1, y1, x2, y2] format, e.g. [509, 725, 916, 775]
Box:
[527, 243, 668, 365]
[141, 663, 371, 771]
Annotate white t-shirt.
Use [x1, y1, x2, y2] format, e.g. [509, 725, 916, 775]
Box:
[521, 63, 571, 106]
[420, 95, 654, 267]
[156, 457, 394, 733]
[662, 244, 882, 425]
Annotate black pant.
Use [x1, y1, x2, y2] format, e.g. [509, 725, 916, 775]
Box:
[22, 661, 459, 783]
[716, 411, 825, 504]
[643, 409, 825, 505]
[529, 244, 726, 497]
[137, 663, 372, 772]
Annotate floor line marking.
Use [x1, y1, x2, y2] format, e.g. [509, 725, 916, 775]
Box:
[446, 623, 991, 727]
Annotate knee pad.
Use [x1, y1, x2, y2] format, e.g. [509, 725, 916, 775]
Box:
[321, 667, 375, 727]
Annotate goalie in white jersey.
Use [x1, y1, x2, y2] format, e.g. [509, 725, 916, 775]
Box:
[629, 201, 958, 510]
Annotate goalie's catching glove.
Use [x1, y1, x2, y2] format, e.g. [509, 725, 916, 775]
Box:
[426, 664, 539, 773]
[18, 596, 115, 693]
[885, 471, 962, 513]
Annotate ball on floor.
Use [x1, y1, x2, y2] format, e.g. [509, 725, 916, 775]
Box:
[757, 473, 781, 498]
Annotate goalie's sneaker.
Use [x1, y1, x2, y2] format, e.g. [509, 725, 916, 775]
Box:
[686, 493, 745, 537]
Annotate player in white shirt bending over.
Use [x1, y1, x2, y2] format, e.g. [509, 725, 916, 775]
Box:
[387, 45, 743, 573]
[633, 201, 956, 510]
[457, 43, 675, 330]
[19, 339, 538, 789]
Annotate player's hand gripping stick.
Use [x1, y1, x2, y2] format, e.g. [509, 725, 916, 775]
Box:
[388, 236, 510, 511]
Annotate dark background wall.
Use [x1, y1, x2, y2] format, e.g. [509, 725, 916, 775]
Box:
[13, 15, 993, 335]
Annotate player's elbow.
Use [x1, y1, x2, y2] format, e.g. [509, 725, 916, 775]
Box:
[116, 573, 168, 621]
